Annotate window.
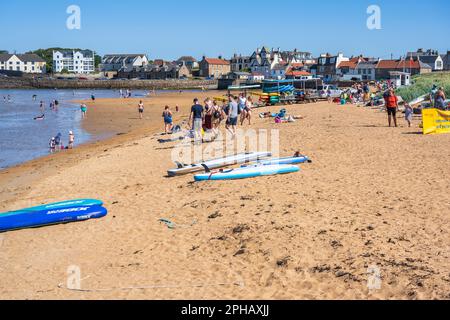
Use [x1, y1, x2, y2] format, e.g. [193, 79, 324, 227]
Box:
[24, 66, 27, 71]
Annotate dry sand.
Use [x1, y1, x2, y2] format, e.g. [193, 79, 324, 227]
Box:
[0, 91, 449, 300]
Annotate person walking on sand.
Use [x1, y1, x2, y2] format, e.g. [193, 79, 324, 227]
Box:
[404, 103, 413, 128]
[226, 96, 239, 139]
[138, 100, 144, 119]
[68, 131, 75, 149]
[241, 96, 253, 126]
[163, 106, 173, 134]
[238, 93, 247, 125]
[40, 100, 44, 113]
[189, 98, 204, 143]
[80, 103, 88, 119]
[384, 88, 398, 127]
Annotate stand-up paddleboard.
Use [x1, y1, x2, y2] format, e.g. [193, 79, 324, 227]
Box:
[408, 94, 428, 106]
[194, 164, 300, 181]
[1, 199, 104, 216]
[243, 155, 311, 167]
[0, 206, 108, 233]
[168, 152, 272, 177]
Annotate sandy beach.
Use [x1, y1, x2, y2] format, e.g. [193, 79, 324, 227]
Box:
[0, 91, 449, 300]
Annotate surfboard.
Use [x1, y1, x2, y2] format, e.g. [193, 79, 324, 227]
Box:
[168, 152, 272, 177]
[243, 155, 311, 167]
[1, 199, 104, 217]
[194, 164, 300, 181]
[0, 206, 108, 232]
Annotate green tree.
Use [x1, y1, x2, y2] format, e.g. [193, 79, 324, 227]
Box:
[0, 50, 8, 54]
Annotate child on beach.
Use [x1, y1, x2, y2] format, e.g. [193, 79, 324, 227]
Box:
[68, 131, 75, 149]
[404, 103, 413, 128]
[138, 100, 144, 119]
[49, 137, 56, 153]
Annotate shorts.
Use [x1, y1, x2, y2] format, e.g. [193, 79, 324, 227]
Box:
[193, 118, 203, 131]
[387, 108, 397, 116]
[228, 117, 238, 126]
[139, 109, 144, 113]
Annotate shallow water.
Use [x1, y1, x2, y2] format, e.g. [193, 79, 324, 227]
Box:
[0, 89, 153, 169]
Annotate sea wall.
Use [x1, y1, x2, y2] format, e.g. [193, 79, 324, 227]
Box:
[0, 77, 218, 90]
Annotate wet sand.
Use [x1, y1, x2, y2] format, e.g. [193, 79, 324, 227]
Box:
[0, 92, 449, 300]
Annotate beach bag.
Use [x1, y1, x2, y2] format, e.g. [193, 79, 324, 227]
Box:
[275, 117, 282, 124]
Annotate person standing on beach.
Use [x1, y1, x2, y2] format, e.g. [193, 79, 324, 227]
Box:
[226, 96, 239, 138]
[68, 131, 75, 149]
[384, 88, 398, 127]
[80, 103, 88, 119]
[189, 98, 204, 143]
[404, 103, 413, 128]
[163, 106, 173, 134]
[49, 137, 56, 153]
[138, 100, 144, 119]
[40, 100, 44, 113]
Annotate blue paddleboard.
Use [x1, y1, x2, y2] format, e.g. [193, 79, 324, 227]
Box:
[194, 164, 300, 181]
[0, 206, 108, 232]
[242, 156, 311, 167]
[0, 199, 103, 217]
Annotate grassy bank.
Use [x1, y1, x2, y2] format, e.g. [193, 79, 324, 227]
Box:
[396, 72, 450, 102]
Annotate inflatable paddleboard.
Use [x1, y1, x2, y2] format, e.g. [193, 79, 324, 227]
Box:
[243, 155, 311, 167]
[1, 199, 104, 216]
[0, 206, 108, 233]
[194, 164, 300, 181]
[168, 152, 272, 177]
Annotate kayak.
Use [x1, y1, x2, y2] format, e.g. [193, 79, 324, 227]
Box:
[194, 164, 300, 181]
[0, 199, 104, 217]
[243, 155, 311, 167]
[168, 152, 272, 177]
[0, 206, 108, 233]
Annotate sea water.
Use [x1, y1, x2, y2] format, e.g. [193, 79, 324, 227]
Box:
[0, 89, 154, 169]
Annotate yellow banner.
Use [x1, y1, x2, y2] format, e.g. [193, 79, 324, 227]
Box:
[422, 108, 450, 135]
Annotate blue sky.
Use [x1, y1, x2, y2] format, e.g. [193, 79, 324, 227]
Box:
[1, 0, 449, 60]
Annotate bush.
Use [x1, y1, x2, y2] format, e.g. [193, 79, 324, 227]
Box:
[396, 72, 450, 102]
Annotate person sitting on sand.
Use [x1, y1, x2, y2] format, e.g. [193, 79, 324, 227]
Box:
[68, 131, 75, 149]
[384, 88, 398, 128]
[434, 87, 446, 110]
[138, 100, 144, 119]
[163, 106, 173, 134]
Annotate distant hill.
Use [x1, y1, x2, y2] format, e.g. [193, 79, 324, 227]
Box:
[0, 50, 8, 54]
[26, 48, 101, 72]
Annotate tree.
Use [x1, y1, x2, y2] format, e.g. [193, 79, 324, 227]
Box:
[61, 68, 69, 74]
[0, 50, 8, 54]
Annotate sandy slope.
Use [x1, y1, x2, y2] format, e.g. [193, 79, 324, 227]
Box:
[0, 93, 449, 300]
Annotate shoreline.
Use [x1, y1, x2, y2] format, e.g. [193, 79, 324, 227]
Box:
[0, 93, 449, 300]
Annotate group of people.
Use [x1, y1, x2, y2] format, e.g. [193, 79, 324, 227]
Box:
[49, 131, 75, 153]
[119, 89, 132, 99]
[187, 93, 253, 141]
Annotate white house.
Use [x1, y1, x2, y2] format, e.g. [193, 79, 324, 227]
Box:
[0, 53, 46, 73]
[53, 50, 95, 74]
[100, 54, 148, 72]
[249, 72, 265, 81]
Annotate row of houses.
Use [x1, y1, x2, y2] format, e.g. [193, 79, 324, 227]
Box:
[1, 48, 449, 82]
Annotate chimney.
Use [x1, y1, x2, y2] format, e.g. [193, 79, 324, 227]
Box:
[218, 55, 223, 60]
